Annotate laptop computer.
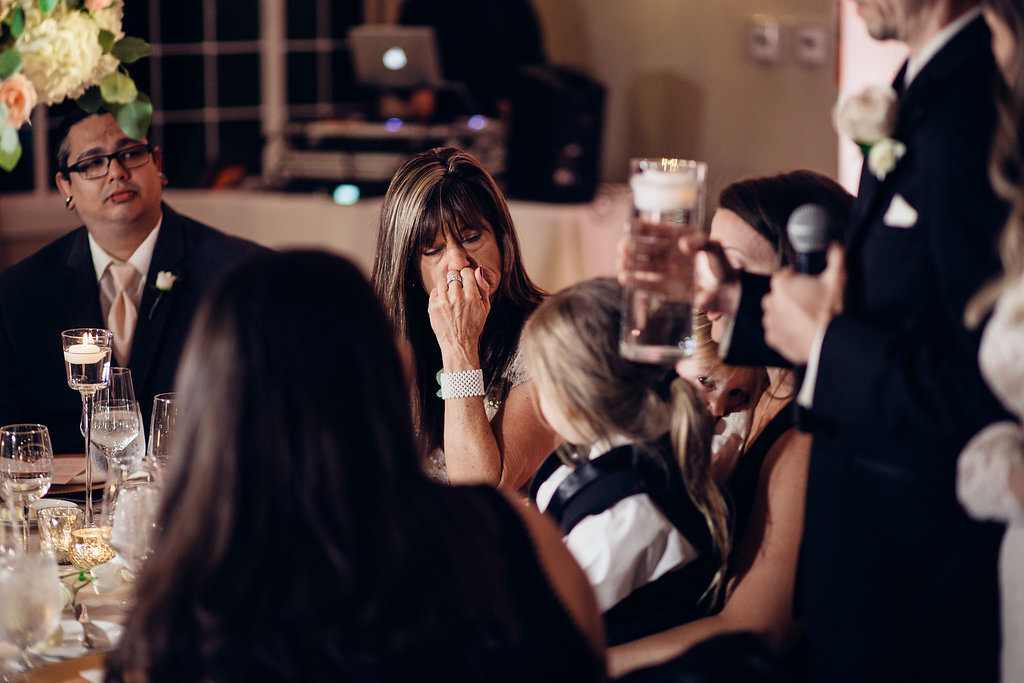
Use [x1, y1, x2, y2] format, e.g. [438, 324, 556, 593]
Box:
[348, 25, 444, 90]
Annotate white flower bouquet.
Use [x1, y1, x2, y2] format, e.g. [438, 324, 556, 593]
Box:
[0, 0, 151, 170]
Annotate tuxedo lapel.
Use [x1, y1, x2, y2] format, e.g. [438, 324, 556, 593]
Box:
[61, 228, 103, 327]
[130, 206, 186, 396]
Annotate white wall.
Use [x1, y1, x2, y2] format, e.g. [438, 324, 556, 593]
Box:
[533, 0, 842, 202]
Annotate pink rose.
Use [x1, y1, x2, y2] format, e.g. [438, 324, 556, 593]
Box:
[0, 74, 38, 129]
[84, 0, 114, 11]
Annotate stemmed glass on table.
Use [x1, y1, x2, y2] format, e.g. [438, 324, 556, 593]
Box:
[100, 476, 160, 577]
[90, 399, 142, 486]
[147, 393, 177, 480]
[61, 329, 113, 526]
[0, 543, 63, 676]
[0, 425, 54, 551]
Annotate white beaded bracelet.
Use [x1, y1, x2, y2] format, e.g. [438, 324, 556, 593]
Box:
[439, 369, 485, 399]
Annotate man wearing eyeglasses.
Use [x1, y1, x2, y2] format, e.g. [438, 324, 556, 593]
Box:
[0, 108, 265, 454]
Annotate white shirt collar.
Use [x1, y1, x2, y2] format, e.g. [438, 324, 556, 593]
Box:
[88, 217, 162, 285]
[904, 7, 981, 88]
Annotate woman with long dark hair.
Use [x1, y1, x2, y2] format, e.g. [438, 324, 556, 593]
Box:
[372, 147, 558, 488]
[104, 251, 604, 682]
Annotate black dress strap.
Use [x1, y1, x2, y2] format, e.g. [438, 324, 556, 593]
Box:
[542, 445, 646, 534]
[726, 400, 795, 565]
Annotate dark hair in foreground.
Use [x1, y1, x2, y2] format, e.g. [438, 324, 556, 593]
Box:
[371, 147, 544, 454]
[104, 251, 581, 682]
[717, 170, 854, 268]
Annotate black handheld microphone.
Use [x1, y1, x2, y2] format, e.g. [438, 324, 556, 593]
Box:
[786, 204, 831, 275]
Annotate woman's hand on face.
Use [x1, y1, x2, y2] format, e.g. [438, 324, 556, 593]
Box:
[427, 265, 493, 369]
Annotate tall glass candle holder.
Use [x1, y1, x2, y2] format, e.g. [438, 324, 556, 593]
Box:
[61, 329, 113, 525]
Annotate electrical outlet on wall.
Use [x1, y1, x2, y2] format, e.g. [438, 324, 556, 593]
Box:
[794, 23, 830, 66]
[748, 15, 780, 65]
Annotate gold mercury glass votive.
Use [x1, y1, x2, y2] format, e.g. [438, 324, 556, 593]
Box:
[69, 526, 116, 570]
[37, 506, 85, 564]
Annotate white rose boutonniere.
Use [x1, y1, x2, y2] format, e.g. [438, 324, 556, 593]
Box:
[154, 270, 177, 292]
[149, 270, 178, 319]
[833, 86, 906, 180]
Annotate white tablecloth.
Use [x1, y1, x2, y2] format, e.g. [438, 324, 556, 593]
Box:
[0, 186, 631, 295]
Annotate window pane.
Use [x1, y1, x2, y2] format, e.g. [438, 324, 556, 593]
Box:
[218, 54, 261, 107]
[160, 0, 203, 43]
[287, 2, 317, 40]
[162, 56, 206, 111]
[218, 120, 263, 179]
[162, 123, 207, 188]
[287, 53, 319, 106]
[216, 3, 258, 41]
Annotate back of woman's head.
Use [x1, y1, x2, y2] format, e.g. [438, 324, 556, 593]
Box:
[110, 251, 425, 681]
[170, 250, 420, 567]
[523, 278, 729, 599]
[718, 170, 854, 267]
[522, 278, 676, 447]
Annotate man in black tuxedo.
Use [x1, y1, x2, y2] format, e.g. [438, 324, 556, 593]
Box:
[692, 1, 1007, 681]
[0, 109, 265, 453]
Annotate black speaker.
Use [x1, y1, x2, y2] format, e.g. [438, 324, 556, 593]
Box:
[506, 65, 605, 203]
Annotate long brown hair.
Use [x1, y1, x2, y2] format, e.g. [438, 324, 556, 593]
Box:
[522, 278, 730, 604]
[105, 251, 574, 682]
[966, 0, 1024, 327]
[371, 147, 544, 453]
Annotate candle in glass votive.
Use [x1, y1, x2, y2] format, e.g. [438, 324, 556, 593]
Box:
[63, 344, 104, 364]
[69, 526, 116, 570]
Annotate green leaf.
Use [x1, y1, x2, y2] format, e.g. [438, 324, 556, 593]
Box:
[38, 0, 57, 14]
[10, 7, 24, 37]
[0, 125, 21, 171]
[111, 36, 153, 64]
[77, 86, 103, 113]
[107, 92, 152, 140]
[99, 71, 137, 104]
[0, 104, 8, 129]
[0, 49, 20, 79]
[98, 29, 115, 54]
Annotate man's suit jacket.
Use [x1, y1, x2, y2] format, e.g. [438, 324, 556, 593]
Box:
[0, 204, 266, 453]
[728, 15, 1007, 682]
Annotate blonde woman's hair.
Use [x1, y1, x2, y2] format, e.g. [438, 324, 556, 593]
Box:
[522, 278, 730, 604]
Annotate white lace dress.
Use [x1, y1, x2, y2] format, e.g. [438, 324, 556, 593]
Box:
[425, 348, 530, 483]
[957, 273, 1024, 683]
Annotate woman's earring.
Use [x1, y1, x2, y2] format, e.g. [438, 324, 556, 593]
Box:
[158, 172, 168, 185]
[64, 196, 73, 209]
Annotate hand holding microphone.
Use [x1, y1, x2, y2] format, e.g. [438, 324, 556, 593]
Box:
[761, 205, 847, 365]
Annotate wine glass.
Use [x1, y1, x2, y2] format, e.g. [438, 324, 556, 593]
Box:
[0, 425, 54, 551]
[100, 477, 160, 575]
[90, 400, 142, 485]
[61, 328, 113, 526]
[0, 544, 63, 673]
[147, 393, 177, 480]
[81, 367, 140, 479]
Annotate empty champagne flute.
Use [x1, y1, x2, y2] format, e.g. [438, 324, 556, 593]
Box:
[62, 329, 113, 525]
[147, 393, 177, 479]
[0, 544, 63, 673]
[0, 425, 54, 551]
[90, 400, 142, 484]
